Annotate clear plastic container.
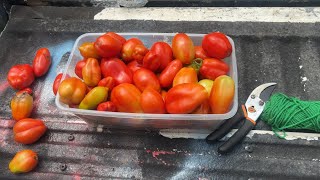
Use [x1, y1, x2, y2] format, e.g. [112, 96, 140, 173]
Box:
[55, 33, 238, 130]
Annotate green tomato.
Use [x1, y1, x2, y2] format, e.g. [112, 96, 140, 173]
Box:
[79, 87, 108, 110]
[198, 79, 214, 96]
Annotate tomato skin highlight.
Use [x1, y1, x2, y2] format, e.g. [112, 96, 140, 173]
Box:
[7, 64, 35, 90]
[111, 83, 143, 113]
[13, 118, 47, 144]
[172, 33, 195, 65]
[165, 83, 208, 114]
[159, 59, 183, 88]
[11, 92, 33, 121]
[209, 75, 235, 114]
[202, 32, 232, 59]
[141, 87, 166, 114]
[9, 150, 38, 174]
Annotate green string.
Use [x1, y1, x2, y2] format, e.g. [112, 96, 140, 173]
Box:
[260, 93, 320, 139]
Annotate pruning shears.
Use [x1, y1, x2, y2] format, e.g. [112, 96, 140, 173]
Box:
[206, 83, 277, 154]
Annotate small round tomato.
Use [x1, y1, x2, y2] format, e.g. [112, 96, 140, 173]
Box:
[172, 67, 198, 87]
[74, 59, 87, 79]
[98, 77, 115, 91]
[32, 48, 51, 77]
[94, 34, 122, 58]
[141, 87, 165, 114]
[158, 59, 183, 88]
[172, 33, 195, 64]
[7, 64, 34, 90]
[97, 101, 117, 112]
[13, 118, 47, 144]
[11, 92, 33, 121]
[9, 149, 38, 174]
[78, 42, 100, 59]
[195, 46, 209, 59]
[165, 83, 208, 114]
[209, 75, 235, 114]
[133, 68, 160, 92]
[111, 83, 143, 113]
[202, 32, 232, 59]
[58, 77, 87, 105]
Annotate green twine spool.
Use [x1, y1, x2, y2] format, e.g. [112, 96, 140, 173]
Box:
[260, 93, 320, 139]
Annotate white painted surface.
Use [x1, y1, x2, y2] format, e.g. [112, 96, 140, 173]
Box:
[159, 129, 320, 141]
[94, 7, 320, 23]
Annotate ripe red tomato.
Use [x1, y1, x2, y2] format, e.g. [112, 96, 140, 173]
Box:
[158, 59, 183, 88]
[209, 75, 235, 114]
[127, 60, 143, 73]
[100, 58, 133, 85]
[199, 58, 229, 80]
[97, 101, 117, 112]
[16, 88, 33, 96]
[58, 77, 87, 105]
[142, 51, 161, 72]
[32, 48, 51, 77]
[195, 46, 209, 59]
[7, 64, 35, 90]
[165, 83, 208, 114]
[74, 59, 87, 79]
[104, 32, 126, 45]
[202, 32, 232, 59]
[172, 33, 195, 64]
[133, 68, 160, 92]
[9, 149, 38, 174]
[121, 38, 148, 63]
[141, 87, 165, 114]
[82, 58, 101, 87]
[111, 83, 143, 113]
[94, 34, 122, 58]
[13, 118, 47, 144]
[98, 77, 115, 91]
[172, 67, 198, 87]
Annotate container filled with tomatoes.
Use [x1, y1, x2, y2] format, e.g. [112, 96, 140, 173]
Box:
[55, 32, 238, 130]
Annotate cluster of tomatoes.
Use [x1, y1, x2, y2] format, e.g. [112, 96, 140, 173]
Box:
[55, 32, 235, 114]
[6, 48, 51, 174]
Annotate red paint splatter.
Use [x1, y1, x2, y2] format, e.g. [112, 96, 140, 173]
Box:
[151, 151, 175, 158]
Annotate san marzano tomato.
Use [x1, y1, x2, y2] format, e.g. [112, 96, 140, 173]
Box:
[13, 118, 47, 144]
[32, 48, 51, 77]
[9, 150, 38, 174]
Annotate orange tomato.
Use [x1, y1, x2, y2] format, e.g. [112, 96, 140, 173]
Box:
[11, 92, 33, 121]
[172, 67, 198, 87]
[82, 58, 101, 87]
[141, 87, 165, 114]
[78, 42, 100, 59]
[9, 150, 38, 174]
[209, 75, 235, 114]
[13, 118, 47, 144]
[111, 83, 143, 113]
[172, 33, 195, 64]
[58, 77, 87, 105]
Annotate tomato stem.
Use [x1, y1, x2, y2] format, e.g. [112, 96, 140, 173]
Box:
[188, 58, 203, 73]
